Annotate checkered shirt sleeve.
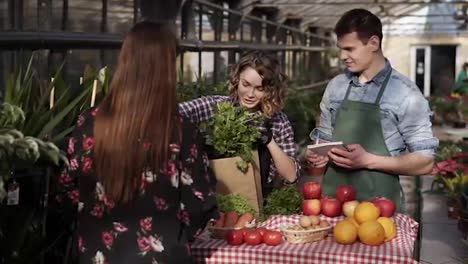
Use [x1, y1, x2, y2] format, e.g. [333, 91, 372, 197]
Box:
[179, 95, 232, 124]
[269, 112, 300, 184]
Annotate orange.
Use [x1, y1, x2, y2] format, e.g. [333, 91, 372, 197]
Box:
[354, 202, 380, 224]
[345, 216, 360, 229]
[358, 221, 385, 246]
[333, 220, 358, 245]
[377, 217, 397, 242]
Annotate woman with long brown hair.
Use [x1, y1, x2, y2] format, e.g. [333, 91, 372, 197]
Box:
[57, 21, 218, 263]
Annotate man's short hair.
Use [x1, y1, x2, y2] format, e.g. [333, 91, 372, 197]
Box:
[334, 9, 383, 47]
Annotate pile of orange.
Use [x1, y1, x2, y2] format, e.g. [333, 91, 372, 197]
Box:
[333, 202, 397, 246]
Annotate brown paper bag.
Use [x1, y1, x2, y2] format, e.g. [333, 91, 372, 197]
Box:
[209, 151, 263, 213]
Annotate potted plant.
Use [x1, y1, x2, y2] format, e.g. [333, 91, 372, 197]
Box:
[458, 184, 468, 238]
[0, 102, 70, 262]
[428, 93, 466, 128]
[432, 151, 468, 219]
[200, 102, 265, 213]
[440, 173, 467, 219]
[0, 55, 110, 263]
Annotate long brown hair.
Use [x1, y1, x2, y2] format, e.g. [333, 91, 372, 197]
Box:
[94, 22, 179, 203]
[228, 51, 288, 117]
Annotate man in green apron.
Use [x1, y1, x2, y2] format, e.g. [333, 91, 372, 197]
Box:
[306, 9, 438, 213]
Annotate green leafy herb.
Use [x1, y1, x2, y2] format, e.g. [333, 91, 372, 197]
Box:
[201, 102, 263, 173]
[262, 187, 302, 219]
[216, 194, 256, 214]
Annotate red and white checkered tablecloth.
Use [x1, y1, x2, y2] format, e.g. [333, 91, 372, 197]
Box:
[191, 213, 419, 264]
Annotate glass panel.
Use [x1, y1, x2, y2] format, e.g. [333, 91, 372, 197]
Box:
[23, 0, 38, 30]
[51, 0, 65, 31]
[0, 0, 10, 30]
[201, 51, 214, 80]
[107, 0, 134, 34]
[217, 51, 229, 81]
[202, 13, 214, 41]
[182, 52, 200, 82]
[67, 1, 101, 33]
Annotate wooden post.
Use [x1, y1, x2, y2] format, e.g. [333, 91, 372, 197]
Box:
[49, 78, 55, 109]
[91, 80, 98, 107]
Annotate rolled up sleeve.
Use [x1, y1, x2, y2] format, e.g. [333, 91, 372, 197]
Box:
[271, 115, 301, 184]
[309, 81, 334, 142]
[397, 90, 439, 157]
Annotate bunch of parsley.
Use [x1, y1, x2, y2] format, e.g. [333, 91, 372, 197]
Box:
[216, 194, 256, 214]
[201, 102, 263, 173]
[262, 187, 302, 219]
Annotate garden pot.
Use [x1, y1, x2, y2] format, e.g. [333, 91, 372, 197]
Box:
[453, 120, 466, 129]
[458, 210, 468, 239]
[447, 197, 461, 219]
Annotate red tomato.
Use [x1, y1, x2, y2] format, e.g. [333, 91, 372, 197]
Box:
[256, 227, 268, 238]
[225, 230, 244, 246]
[243, 230, 262, 245]
[263, 231, 282, 246]
[241, 228, 253, 237]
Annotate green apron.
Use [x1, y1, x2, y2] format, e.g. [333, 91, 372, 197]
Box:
[322, 69, 404, 212]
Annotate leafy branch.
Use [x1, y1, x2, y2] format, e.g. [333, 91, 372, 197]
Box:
[201, 102, 263, 173]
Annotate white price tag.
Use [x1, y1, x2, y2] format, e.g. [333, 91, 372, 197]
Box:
[7, 181, 19, 206]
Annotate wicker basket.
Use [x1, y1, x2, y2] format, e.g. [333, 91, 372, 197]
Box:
[281, 225, 332, 244]
[207, 220, 256, 239]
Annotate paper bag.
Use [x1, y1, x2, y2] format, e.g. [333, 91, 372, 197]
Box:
[209, 151, 263, 213]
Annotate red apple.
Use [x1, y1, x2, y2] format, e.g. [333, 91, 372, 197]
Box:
[336, 185, 357, 203]
[372, 197, 396, 217]
[302, 199, 321, 216]
[303, 182, 322, 199]
[320, 196, 333, 205]
[342, 200, 360, 217]
[321, 198, 342, 217]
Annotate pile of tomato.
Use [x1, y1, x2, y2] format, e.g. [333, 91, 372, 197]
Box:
[225, 227, 282, 246]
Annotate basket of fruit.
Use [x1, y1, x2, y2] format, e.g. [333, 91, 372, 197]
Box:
[280, 215, 332, 244]
[208, 211, 256, 239]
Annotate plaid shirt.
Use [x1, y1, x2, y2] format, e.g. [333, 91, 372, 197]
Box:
[179, 95, 300, 184]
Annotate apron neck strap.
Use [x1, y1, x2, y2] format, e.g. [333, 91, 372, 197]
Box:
[343, 82, 353, 101]
[343, 69, 393, 104]
[375, 69, 392, 104]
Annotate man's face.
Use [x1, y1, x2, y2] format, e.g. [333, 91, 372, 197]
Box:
[337, 32, 379, 73]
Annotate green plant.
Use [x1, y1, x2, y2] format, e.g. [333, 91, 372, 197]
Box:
[439, 173, 468, 200]
[436, 141, 462, 162]
[176, 74, 228, 102]
[283, 88, 324, 146]
[216, 194, 256, 214]
[200, 102, 263, 173]
[262, 187, 302, 220]
[428, 93, 466, 125]
[3, 54, 110, 144]
[0, 103, 67, 200]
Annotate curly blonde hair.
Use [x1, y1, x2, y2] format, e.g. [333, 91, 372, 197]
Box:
[228, 51, 288, 118]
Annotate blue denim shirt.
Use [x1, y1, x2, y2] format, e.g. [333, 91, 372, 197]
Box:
[310, 60, 439, 157]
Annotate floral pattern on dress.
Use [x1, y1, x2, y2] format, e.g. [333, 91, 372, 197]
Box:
[55, 109, 219, 263]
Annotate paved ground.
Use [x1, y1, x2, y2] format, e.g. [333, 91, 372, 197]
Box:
[418, 126, 468, 264]
[419, 176, 468, 264]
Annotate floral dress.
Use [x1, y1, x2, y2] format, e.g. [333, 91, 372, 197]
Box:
[56, 108, 218, 264]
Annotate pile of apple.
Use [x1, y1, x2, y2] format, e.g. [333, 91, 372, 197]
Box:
[301, 182, 396, 218]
